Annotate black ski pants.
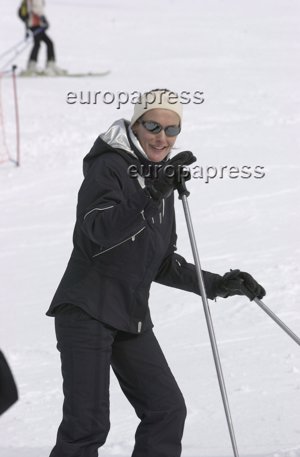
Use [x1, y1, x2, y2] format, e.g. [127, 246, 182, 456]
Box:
[29, 27, 55, 62]
[49, 305, 187, 457]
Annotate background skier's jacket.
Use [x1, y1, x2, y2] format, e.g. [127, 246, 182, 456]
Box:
[47, 120, 221, 333]
[25, 0, 47, 28]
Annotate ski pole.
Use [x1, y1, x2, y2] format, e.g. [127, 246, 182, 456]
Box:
[0, 28, 46, 72]
[0, 41, 31, 72]
[240, 285, 300, 346]
[254, 297, 300, 345]
[0, 27, 45, 60]
[0, 37, 30, 61]
[12, 65, 21, 167]
[177, 176, 240, 457]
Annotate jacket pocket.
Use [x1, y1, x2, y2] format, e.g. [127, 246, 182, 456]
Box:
[92, 226, 146, 258]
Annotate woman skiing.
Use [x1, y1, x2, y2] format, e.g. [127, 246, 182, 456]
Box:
[47, 88, 265, 457]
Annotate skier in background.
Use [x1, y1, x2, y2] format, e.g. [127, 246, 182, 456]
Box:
[46, 89, 266, 457]
[0, 350, 18, 416]
[23, 0, 65, 76]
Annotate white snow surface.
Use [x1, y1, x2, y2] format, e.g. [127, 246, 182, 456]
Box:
[0, 0, 300, 456]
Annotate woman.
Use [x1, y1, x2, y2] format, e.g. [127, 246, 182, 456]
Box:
[46, 89, 265, 457]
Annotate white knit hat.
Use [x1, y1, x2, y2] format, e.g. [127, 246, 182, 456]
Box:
[130, 89, 183, 126]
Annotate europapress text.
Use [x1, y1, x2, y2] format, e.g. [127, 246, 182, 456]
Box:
[127, 164, 265, 184]
[65, 90, 205, 109]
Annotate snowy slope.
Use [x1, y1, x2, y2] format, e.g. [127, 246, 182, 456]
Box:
[0, 1, 299, 456]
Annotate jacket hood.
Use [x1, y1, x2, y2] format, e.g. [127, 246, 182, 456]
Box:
[83, 119, 150, 177]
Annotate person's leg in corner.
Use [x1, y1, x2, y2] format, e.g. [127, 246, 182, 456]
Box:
[112, 329, 187, 457]
[49, 305, 117, 457]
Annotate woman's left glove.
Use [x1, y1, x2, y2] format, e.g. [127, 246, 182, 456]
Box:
[215, 269, 266, 300]
[41, 16, 49, 29]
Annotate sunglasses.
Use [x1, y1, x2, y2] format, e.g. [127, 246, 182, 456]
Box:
[141, 120, 181, 137]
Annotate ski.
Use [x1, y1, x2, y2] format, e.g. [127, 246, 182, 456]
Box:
[18, 70, 111, 78]
[57, 70, 111, 78]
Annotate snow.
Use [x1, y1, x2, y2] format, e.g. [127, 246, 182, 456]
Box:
[0, 0, 299, 456]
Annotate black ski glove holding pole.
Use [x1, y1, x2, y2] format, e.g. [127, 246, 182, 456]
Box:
[215, 269, 266, 300]
[146, 151, 196, 202]
[41, 16, 49, 30]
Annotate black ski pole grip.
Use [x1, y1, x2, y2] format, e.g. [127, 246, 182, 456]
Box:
[177, 170, 190, 199]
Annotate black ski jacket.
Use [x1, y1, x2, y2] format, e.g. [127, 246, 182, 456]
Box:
[46, 120, 221, 333]
[0, 350, 18, 416]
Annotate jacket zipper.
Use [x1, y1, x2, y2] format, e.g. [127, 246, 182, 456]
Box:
[84, 205, 115, 220]
[92, 226, 146, 258]
[159, 199, 165, 224]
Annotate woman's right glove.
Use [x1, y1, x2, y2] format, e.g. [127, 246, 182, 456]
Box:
[146, 150, 196, 201]
[215, 269, 266, 300]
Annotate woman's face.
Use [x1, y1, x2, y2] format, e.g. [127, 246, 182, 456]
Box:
[132, 109, 180, 162]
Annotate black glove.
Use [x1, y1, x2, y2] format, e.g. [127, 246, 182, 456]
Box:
[146, 151, 196, 201]
[215, 269, 266, 300]
[41, 16, 49, 29]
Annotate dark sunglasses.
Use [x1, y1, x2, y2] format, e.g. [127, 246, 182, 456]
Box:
[141, 120, 181, 137]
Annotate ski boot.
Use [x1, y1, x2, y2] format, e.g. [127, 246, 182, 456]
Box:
[19, 60, 40, 77]
[44, 60, 68, 76]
